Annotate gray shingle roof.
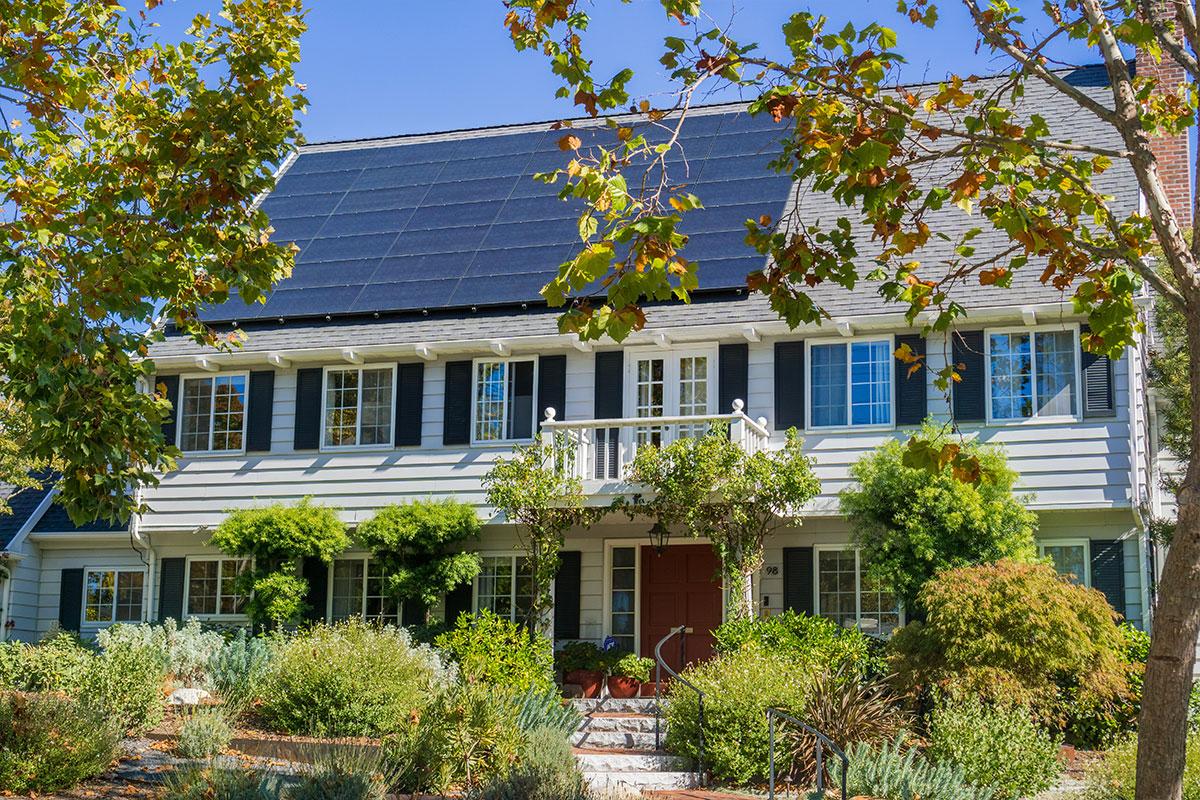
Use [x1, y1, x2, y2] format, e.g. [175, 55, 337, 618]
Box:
[0, 474, 126, 549]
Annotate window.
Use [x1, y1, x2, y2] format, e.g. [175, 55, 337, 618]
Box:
[324, 366, 394, 447]
[330, 557, 399, 623]
[473, 359, 535, 442]
[988, 328, 1078, 421]
[186, 559, 249, 616]
[816, 549, 900, 636]
[180, 374, 247, 452]
[809, 340, 892, 428]
[1039, 539, 1090, 585]
[84, 569, 144, 624]
[476, 555, 534, 623]
[610, 547, 637, 651]
[629, 349, 714, 446]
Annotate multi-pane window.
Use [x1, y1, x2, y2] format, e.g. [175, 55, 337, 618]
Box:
[84, 569, 144, 623]
[473, 360, 535, 442]
[816, 549, 900, 636]
[810, 341, 892, 428]
[631, 352, 713, 446]
[476, 555, 534, 623]
[677, 356, 709, 438]
[331, 557, 399, 623]
[988, 329, 1078, 420]
[186, 559, 249, 616]
[180, 375, 247, 452]
[324, 367, 394, 447]
[1040, 540, 1089, 585]
[610, 547, 637, 651]
[635, 356, 666, 447]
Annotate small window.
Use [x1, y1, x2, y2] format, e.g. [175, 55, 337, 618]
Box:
[1040, 540, 1090, 585]
[988, 328, 1078, 420]
[187, 559, 250, 616]
[816, 549, 900, 636]
[810, 340, 892, 428]
[473, 360, 535, 442]
[476, 555, 534, 623]
[324, 366, 395, 448]
[331, 557, 399, 623]
[180, 375, 247, 452]
[84, 569, 144, 623]
[610, 547, 637, 652]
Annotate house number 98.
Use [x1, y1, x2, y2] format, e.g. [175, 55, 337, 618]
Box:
[764, 566, 779, 575]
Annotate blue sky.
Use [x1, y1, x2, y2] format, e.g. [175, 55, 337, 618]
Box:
[144, 1, 1102, 143]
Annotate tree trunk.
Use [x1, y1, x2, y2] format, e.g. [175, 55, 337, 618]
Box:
[1136, 309, 1200, 800]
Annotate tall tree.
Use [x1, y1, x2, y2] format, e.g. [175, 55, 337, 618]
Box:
[503, 2, 1197, 795]
[0, 0, 306, 524]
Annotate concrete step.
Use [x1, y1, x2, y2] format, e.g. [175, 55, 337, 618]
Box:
[572, 697, 659, 715]
[579, 713, 659, 733]
[575, 750, 691, 773]
[584, 770, 700, 792]
[572, 729, 659, 750]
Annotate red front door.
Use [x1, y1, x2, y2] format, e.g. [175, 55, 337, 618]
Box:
[640, 544, 723, 671]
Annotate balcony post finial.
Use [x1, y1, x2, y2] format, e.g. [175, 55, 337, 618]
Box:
[544, 407, 557, 422]
[732, 399, 745, 413]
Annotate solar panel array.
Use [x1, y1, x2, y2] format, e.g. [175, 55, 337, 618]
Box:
[200, 110, 793, 323]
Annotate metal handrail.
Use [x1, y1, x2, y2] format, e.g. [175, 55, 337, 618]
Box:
[653, 625, 706, 786]
[766, 707, 849, 800]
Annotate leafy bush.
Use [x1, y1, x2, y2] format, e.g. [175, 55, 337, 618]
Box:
[261, 620, 451, 737]
[163, 767, 279, 800]
[838, 733, 993, 800]
[890, 560, 1128, 724]
[84, 635, 170, 732]
[177, 707, 235, 759]
[928, 698, 1061, 800]
[98, 618, 223, 685]
[0, 691, 123, 794]
[436, 608, 554, 693]
[840, 420, 1039, 609]
[665, 642, 810, 785]
[206, 630, 274, 713]
[1086, 733, 1200, 800]
[606, 650, 653, 682]
[714, 610, 881, 676]
[555, 640, 606, 673]
[472, 725, 592, 800]
[286, 749, 389, 800]
[0, 629, 92, 693]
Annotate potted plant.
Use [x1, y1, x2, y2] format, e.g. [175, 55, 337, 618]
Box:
[606, 651, 654, 698]
[556, 641, 606, 698]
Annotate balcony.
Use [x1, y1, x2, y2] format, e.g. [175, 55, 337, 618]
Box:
[538, 400, 772, 488]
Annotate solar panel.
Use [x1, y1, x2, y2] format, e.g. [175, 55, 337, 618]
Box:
[351, 278, 459, 311]
[262, 285, 364, 317]
[271, 168, 360, 196]
[319, 208, 415, 238]
[299, 232, 397, 264]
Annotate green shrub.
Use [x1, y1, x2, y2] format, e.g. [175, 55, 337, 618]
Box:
[665, 642, 810, 785]
[287, 757, 388, 800]
[0, 691, 123, 794]
[206, 630, 274, 713]
[84, 635, 169, 732]
[0, 630, 93, 693]
[512, 684, 583, 737]
[177, 707, 235, 759]
[436, 608, 554, 693]
[261, 620, 451, 737]
[555, 640, 606, 673]
[98, 618, 223, 685]
[838, 734, 993, 800]
[606, 650, 653, 682]
[162, 766, 279, 800]
[890, 560, 1128, 725]
[1085, 733, 1200, 800]
[472, 725, 592, 800]
[928, 698, 1061, 800]
[714, 610, 881, 676]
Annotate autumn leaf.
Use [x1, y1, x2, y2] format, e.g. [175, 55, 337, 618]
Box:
[557, 134, 582, 152]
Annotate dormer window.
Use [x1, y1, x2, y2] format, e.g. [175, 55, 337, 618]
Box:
[180, 374, 247, 452]
[323, 366, 396, 448]
[472, 359, 535, 443]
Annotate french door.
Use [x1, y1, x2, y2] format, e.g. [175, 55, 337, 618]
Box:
[627, 348, 716, 448]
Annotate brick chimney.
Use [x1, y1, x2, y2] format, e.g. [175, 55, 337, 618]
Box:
[1137, 0, 1194, 228]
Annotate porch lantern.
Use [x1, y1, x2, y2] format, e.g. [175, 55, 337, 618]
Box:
[648, 521, 671, 555]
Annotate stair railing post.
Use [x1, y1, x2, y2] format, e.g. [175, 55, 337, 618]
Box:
[768, 711, 776, 800]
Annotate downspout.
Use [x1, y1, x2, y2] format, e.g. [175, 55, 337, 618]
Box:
[0, 563, 11, 642]
[133, 376, 155, 622]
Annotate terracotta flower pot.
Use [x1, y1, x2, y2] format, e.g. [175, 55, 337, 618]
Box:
[607, 676, 640, 698]
[565, 669, 605, 698]
[640, 680, 664, 697]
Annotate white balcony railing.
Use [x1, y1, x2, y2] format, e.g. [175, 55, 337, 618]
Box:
[538, 400, 772, 482]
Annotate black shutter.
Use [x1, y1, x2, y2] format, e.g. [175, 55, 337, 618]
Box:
[951, 330, 986, 422]
[894, 333, 927, 426]
[1080, 325, 1116, 418]
[538, 354, 567, 424]
[510, 360, 536, 440]
[293, 367, 324, 450]
[301, 556, 329, 623]
[444, 580, 474, 627]
[719, 342, 749, 416]
[554, 550, 582, 640]
[156, 375, 180, 447]
[246, 370, 275, 453]
[157, 558, 186, 623]
[594, 351, 624, 418]
[1090, 539, 1126, 618]
[58, 568, 83, 632]
[443, 360, 472, 445]
[782, 547, 814, 616]
[775, 341, 805, 431]
[395, 362, 425, 446]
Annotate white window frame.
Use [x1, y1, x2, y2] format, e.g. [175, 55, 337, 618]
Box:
[182, 556, 251, 621]
[469, 357, 539, 445]
[812, 545, 905, 635]
[1039, 538, 1091, 586]
[984, 324, 1082, 425]
[326, 555, 400, 624]
[603, 541, 643, 653]
[320, 363, 399, 452]
[472, 552, 534, 623]
[82, 567, 146, 628]
[804, 336, 896, 432]
[177, 371, 250, 455]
